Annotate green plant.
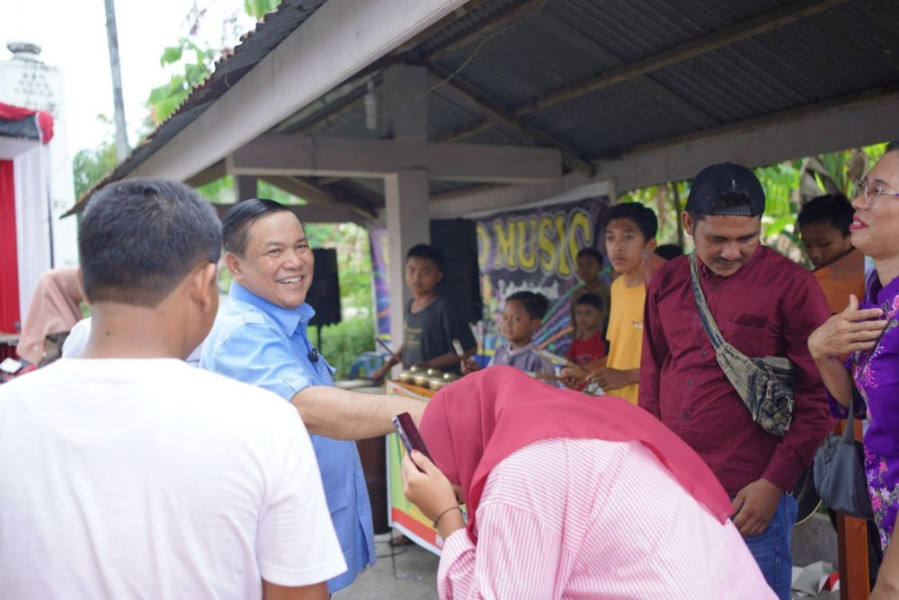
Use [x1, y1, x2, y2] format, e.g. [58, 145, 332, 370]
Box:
[318, 316, 376, 378]
[147, 38, 216, 126]
[244, 0, 281, 19]
[616, 142, 890, 265]
[72, 135, 117, 200]
[194, 176, 304, 205]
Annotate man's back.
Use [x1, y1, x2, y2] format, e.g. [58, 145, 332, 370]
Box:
[0, 358, 345, 599]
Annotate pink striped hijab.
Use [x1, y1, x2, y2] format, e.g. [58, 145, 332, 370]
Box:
[420, 366, 732, 544]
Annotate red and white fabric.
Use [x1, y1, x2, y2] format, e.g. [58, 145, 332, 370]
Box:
[437, 438, 775, 600]
[0, 103, 55, 334]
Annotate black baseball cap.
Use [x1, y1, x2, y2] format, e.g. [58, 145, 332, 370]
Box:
[686, 162, 765, 216]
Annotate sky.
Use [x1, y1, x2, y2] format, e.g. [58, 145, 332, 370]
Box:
[0, 0, 256, 158]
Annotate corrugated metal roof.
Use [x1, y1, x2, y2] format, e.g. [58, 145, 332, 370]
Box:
[80, 0, 899, 211]
[417, 0, 899, 163]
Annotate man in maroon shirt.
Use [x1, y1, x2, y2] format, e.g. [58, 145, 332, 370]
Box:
[639, 163, 834, 600]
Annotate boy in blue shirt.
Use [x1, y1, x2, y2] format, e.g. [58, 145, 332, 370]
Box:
[464, 291, 555, 377]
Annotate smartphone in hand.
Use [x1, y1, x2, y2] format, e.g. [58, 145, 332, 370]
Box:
[392, 412, 432, 465]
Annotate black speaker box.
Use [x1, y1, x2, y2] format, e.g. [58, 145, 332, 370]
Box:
[308, 248, 341, 327]
[430, 219, 482, 324]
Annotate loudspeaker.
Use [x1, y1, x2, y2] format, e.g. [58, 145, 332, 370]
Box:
[431, 219, 482, 324]
[308, 248, 341, 327]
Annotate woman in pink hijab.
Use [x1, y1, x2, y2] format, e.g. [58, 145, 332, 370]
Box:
[402, 366, 775, 599]
[16, 268, 83, 366]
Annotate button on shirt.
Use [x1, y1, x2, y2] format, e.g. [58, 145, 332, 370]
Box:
[200, 283, 375, 593]
[639, 247, 835, 495]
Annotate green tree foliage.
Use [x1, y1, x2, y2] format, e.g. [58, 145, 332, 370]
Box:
[72, 135, 117, 200]
[318, 318, 376, 378]
[618, 143, 889, 266]
[244, 0, 281, 19]
[147, 38, 216, 126]
[194, 176, 301, 205]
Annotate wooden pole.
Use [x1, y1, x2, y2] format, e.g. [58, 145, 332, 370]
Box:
[835, 419, 870, 600]
[104, 0, 129, 162]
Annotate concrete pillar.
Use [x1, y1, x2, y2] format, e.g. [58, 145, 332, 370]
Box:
[382, 64, 431, 363]
[236, 176, 257, 201]
[384, 168, 430, 357]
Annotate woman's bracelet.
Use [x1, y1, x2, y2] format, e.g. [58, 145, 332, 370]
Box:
[432, 505, 462, 528]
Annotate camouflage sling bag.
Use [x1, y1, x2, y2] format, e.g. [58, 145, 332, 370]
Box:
[689, 253, 796, 436]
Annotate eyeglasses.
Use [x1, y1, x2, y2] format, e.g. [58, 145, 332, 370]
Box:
[853, 179, 899, 202]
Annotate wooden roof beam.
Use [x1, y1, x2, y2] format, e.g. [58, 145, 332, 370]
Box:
[228, 133, 563, 184]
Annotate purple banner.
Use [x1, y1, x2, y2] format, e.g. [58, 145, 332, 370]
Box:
[368, 195, 611, 356]
[475, 196, 610, 357]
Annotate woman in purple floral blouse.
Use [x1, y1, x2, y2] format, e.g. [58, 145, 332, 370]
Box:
[809, 142, 899, 599]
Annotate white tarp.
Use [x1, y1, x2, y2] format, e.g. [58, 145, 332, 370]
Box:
[13, 143, 52, 325]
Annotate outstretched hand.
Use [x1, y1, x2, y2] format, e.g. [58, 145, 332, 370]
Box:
[808, 294, 887, 360]
[401, 450, 458, 524]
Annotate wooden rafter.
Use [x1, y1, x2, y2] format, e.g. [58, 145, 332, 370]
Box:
[229, 133, 562, 183]
[428, 64, 595, 177]
[274, 78, 374, 134]
[440, 0, 848, 146]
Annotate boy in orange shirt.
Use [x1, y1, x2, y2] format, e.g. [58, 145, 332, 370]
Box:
[797, 194, 866, 314]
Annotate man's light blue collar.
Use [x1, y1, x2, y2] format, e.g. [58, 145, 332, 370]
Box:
[229, 282, 316, 335]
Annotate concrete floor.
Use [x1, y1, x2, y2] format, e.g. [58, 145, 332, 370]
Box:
[333, 533, 440, 600]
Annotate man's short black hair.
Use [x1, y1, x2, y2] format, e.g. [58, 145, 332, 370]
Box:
[886, 140, 899, 153]
[797, 194, 854, 237]
[506, 291, 549, 320]
[574, 292, 604, 312]
[406, 244, 445, 272]
[655, 244, 684, 260]
[577, 247, 604, 264]
[222, 198, 294, 257]
[604, 203, 659, 241]
[79, 179, 221, 306]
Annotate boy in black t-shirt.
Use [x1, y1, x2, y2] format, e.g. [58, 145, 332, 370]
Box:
[371, 244, 476, 380]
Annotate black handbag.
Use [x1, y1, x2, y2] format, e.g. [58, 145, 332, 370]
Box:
[812, 390, 874, 520]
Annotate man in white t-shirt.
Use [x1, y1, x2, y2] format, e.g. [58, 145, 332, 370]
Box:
[0, 179, 345, 599]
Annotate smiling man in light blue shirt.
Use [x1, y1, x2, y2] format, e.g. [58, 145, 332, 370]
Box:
[201, 199, 425, 594]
